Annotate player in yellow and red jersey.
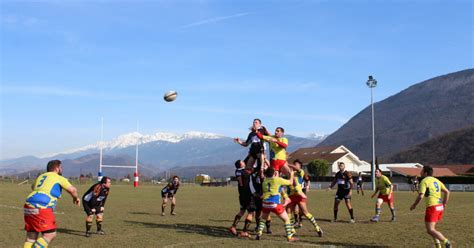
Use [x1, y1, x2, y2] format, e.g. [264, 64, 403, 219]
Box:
[256, 127, 289, 176]
[410, 166, 451, 248]
[255, 168, 297, 242]
[286, 160, 323, 237]
[23, 160, 80, 248]
[370, 168, 396, 222]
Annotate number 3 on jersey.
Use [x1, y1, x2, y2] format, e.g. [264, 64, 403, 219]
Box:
[37, 175, 47, 188]
[433, 181, 440, 192]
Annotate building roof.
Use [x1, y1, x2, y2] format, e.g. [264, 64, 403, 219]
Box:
[430, 164, 474, 175]
[288, 146, 346, 164]
[378, 163, 423, 172]
[388, 167, 457, 177]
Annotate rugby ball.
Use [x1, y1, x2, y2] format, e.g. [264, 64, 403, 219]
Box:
[164, 91, 178, 102]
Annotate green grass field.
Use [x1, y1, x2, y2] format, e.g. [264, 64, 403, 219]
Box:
[1, 182, 473, 247]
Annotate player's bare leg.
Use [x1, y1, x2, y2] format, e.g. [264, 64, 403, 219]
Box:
[425, 222, 451, 248]
[161, 197, 168, 216]
[239, 211, 254, 238]
[171, 196, 177, 215]
[230, 209, 246, 236]
[298, 202, 323, 237]
[333, 199, 341, 222]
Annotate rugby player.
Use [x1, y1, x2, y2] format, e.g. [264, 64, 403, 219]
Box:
[356, 172, 364, 195]
[410, 166, 451, 248]
[82, 176, 111, 237]
[161, 176, 180, 216]
[327, 162, 355, 223]
[234, 118, 269, 173]
[286, 160, 323, 237]
[229, 160, 256, 237]
[370, 169, 396, 222]
[256, 127, 290, 176]
[23, 160, 80, 248]
[255, 168, 297, 242]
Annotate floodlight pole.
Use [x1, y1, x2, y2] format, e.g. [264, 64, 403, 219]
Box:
[366, 76, 377, 190]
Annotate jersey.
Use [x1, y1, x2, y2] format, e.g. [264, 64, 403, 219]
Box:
[82, 183, 110, 207]
[335, 170, 352, 191]
[262, 135, 288, 161]
[245, 130, 265, 155]
[162, 182, 180, 196]
[236, 168, 251, 195]
[262, 176, 291, 204]
[25, 172, 72, 209]
[289, 169, 305, 196]
[375, 175, 392, 195]
[419, 176, 446, 207]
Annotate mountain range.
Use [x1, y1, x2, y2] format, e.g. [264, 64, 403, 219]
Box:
[0, 132, 327, 177]
[319, 69, 474, 161]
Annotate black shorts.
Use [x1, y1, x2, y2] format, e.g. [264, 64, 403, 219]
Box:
[239, 193, 256, 212]
[161, 191, 175, 199]
[83, 202, 103, 216]
[357, 182, 363, 187]
[254, 196, 262, 212]
[335, 190, 351, 200]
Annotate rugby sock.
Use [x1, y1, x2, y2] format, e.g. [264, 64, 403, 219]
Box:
[333, 209, 338, 220]
[390, 208, 396, 218]
[284, 220, 294, 239]
[375, 207, 381, 216]
[442, 239, 450, 246]
[32, 237, 48, 248]
[349, 208, 354, 220]
[23, 240, 34, 248]
[265, 219, 272, 230]
[434, 238, 441, 248]
[96, 220, 102, 231]
[161, 204, 165, 213]
[255, 217, 260, 228]
[293, 213, 298, 224]
[232, 215, 241, 227]
[243, 219, 251, 232]
[257, 220, 265, 235]
[305, 213, 321, 231]
[298, 212, 303, 223]
[86, 220, 92, 232]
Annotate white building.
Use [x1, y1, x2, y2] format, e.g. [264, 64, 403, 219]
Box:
[288, 145, 371, 175]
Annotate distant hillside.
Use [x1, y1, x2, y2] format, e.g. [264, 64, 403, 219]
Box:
[387, 126, 474, 164]
[319, 69, 474, 160]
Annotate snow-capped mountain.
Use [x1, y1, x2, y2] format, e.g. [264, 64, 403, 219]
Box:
[41, 131, 224, 158]
[307, 133, 328, 142]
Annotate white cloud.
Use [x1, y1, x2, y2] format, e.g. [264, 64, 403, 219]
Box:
[181, 12, 252, 29]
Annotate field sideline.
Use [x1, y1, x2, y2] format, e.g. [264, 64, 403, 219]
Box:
[1, 183, 473, 247]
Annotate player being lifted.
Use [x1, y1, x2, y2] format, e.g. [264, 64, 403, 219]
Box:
[161, 176, 180, 216]
[328, 162, 355, 223]
[370, 169, 396, 222]
[410, 166, 451, 248]
[23, 160, 80, 248]
[256, 126, 290, 176]
[82, 176, 111, 237]
[229, 160, 257, 237]
[256, 168, 297, 242]
[234, 118, 269, 173]
[286, 160, 323, 237]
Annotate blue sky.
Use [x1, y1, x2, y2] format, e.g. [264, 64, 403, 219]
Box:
[1, 0, 472, 159]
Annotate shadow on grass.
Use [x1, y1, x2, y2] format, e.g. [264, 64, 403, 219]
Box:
[207, 219, 232, 223]
[124, 220, 231, 238]
[129, 211, 154, 215]
[56, 228, 85, 237]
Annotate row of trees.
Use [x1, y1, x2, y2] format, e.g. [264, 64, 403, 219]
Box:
[306, 159, 330, 177]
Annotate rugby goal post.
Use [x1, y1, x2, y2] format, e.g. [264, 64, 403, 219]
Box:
[98, 118, 139, 187]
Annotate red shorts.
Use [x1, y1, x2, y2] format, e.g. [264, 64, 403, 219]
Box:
[271, 159, 286, 172]
[24, 204, 56, 233]
[425, 204, 444, 223]
[288, 195, 306, 207]
[378, 193, 394, 204]
[262, 202, 285, 215]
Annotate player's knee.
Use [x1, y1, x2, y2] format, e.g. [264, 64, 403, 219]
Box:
[43, 231, 57, 240]
[97, 214, 104, 221]
[86, 215, 93, 222]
